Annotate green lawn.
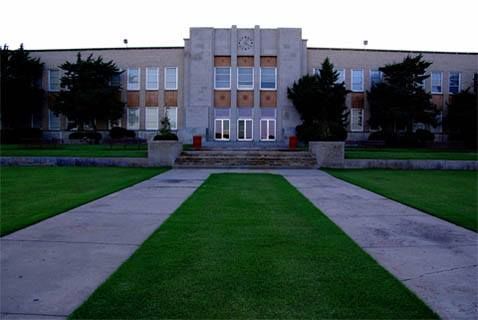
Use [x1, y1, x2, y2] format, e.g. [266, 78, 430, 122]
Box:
[70, 173, 436, 319]
[345, 147, 478, 160]
[325, 169, 478, 232]
[0, 144, 147, 158]
[0, 167, 167, 235]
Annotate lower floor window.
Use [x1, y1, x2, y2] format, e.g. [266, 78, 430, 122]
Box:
[166, 107, 178, 130]
[214, 118, 230, 140]
[260, 119, 276, 141]
[145, 107, 159, 130]
[351, 108, 364, 132]
[127, 108, 140, 130]
[109, 118, 122, 129]
[48, 110, 60, 130]
[237, 119, 253, 141]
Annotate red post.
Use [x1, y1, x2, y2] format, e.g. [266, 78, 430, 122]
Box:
[193, 135, 202, 150]
[289, 136, 298, 150]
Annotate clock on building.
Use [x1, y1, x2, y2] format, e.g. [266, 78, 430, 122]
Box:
[238, 36, 254, 51]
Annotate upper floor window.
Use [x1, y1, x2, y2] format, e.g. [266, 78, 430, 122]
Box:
[165, 67, 178, 90]
[110, 72, 121, 87]
[127, 68, 140, 91]
[214, 67, 231, 90]
[431, 72, 443, 94]
[351, 69, 364, 92]
[449, 72, 461, 94]
[48, 69, 60, 92]
[370, 70, 383, 87]
[260, 67, 277, 90]
[237, 67, 253, 90]
[146, 67, 159, 90]
[336, 69, 345, 84]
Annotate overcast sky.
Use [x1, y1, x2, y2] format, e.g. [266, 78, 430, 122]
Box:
[2, 0, 477, 52]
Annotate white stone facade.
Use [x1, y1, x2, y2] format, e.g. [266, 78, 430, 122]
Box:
[29, 26, 478, 144]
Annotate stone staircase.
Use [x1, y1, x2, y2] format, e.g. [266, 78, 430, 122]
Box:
[174, 149, 318, 169]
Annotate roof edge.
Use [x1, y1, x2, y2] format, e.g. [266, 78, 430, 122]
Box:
[27, 46, 184, 52]
[307, 47, 478, 55]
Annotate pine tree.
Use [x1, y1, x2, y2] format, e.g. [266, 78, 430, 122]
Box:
[50, 53, 123, 133]
[288, 57, 348, 141]
[1, 44, 44, 129]
[368, 54, 438, 137]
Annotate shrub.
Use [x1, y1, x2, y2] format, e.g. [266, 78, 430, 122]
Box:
[1, 128, 43, 144]
[368, 131, 385, 141]
[415, 129, 435, 144]
[109, 127, 135, 139]
[69, 131, 102, 141]
[296, 123, 346, 143]
[153, 133, 178, 141]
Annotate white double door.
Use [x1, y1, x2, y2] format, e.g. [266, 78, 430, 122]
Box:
[237, 119, 253, 141]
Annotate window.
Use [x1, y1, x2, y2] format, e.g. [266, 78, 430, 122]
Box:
[237, 67, 253, 89]
[214, 118, 230, 140]
[166, 107, 178, 130]
[370, 70, 382, 87]
[351, 108, 364, 132]
[48, 110, 60, 130]
[108, 119, 122, 129]
[48, 69, 60, 92]
[336, 69, 345, 84]
[351, 69, 364, 92]
[237, 119, 253, 141]
[110, 72, 121, 87]
[145, 107, 159, 130]
[127, 108, 140, 129]
[449, 72, 461, 94]
[214, 67, 231, 89]
[127, 68, 140, 90]
[146, 67, 159, 90]
[431, 72, 443, 94]
[260, 67, 277, 90]
[260, 119, 276, 141]
[165, 67, 178, 90]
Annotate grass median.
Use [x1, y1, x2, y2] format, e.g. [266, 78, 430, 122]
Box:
[71, 173, 436, 319]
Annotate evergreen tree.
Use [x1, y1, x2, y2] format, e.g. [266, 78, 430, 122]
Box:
[288, 57, 348, 141]
[0, 44, 44, 129]
[50, 53, 123, 132]
[446, 89, 477, 148]
[368, 54, 438, 136]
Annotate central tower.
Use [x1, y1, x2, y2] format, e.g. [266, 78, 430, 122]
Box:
[183, 25, 307, 144]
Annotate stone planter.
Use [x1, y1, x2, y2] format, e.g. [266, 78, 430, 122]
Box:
[148, 140, 182, 166]
[309, 141, 345, 168]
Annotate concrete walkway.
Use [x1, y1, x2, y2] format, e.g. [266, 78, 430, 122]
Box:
[0, 169, 211, 319]
[280, 169, 478, 320]
[1, 169, 477, 319]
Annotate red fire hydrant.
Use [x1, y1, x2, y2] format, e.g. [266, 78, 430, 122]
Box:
[289, 136, 298, 150]
[193, 135, 202, 150]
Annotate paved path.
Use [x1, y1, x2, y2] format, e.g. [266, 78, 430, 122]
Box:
[280, 169, 478, 320]
[0, 169, 211, 319]
[2, 169, 477, 319]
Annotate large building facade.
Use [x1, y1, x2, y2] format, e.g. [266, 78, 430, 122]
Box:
[30, 26, 478, 144]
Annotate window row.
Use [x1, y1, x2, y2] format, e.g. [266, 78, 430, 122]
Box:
[132, 107, 176, 130]
[127, 67, 178, 91]
[127, 107, 178, 130]
[48, 108, 178, 131]
[312, 68, 462, 94]
[214, 118, 276, 141]
[214, 67, 277, 90]
[47, 67, 179, 92]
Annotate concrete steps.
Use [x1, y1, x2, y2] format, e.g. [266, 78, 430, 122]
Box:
[174, 150, 318, 169]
